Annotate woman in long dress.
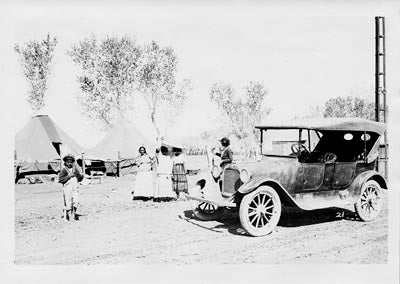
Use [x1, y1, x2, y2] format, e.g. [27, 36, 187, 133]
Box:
[154, 146, 176, 202]
[172, 150, 188, 198]
[133, 146, 154, 201]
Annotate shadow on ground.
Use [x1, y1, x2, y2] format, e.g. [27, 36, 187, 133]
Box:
[278, 206, 358, 227]
[181, 206, 359, 236]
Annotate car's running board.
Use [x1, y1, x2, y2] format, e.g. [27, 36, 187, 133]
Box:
[183, 193, 236, 208]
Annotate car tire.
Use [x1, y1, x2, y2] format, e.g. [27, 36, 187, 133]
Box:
[239, 186, 281, 237]
[193, 202, 225, 221]
[354, 180, 383, 222]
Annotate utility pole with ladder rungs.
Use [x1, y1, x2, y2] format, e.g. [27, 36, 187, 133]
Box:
[375, 16, 388, 180]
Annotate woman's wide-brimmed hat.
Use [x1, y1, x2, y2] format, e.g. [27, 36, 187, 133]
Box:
[63, 153, 75, 162]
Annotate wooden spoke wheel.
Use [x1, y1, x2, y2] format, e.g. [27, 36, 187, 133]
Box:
[355, 180, 383, 222]
[239, 186, 281, 237]
[193, 201, 225, 221]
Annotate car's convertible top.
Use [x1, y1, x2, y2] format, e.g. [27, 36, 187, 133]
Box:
[255, 117, 386, 135]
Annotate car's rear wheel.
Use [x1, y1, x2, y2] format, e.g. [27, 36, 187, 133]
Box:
[239, 186, 281, 237]
[355, 180, 383, 222]
[193, 202, 225, 221]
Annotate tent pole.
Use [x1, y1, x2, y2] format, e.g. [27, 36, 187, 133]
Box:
[81, 151, 85, 176]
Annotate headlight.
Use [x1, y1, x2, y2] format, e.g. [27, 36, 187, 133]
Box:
[240, 169, 251, 183]
[211, 165, 221, 178]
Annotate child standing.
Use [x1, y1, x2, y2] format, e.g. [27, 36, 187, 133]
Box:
[58, 154, 84, 221]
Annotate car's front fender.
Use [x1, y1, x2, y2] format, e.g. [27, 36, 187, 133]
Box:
[238, 177, 266, 194]
[238, 177, 299, 208]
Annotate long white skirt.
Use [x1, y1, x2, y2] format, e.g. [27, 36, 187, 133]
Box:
[154, 174, 176, 199]
[134, 171, 154, 198]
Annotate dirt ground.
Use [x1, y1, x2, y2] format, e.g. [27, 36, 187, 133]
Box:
[15, 156, 388, 265]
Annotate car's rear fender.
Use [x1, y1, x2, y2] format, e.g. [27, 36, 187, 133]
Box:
[238, 178, 299, 208]
[348, 170, 388, 198]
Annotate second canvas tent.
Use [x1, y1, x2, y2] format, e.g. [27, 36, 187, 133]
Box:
[88, 119, 156, 176]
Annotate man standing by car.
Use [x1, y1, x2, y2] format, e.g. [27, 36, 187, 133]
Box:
[59, 154, 84, 221]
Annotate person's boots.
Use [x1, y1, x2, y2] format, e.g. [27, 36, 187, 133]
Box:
[70, 207, 75, 221]
[65, 210, 71, 221]
[73, 207, 79, 220]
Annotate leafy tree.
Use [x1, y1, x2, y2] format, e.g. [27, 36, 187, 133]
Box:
[209, 81, 270, 154]
[133, 41, 191, 141]
[300, 105, 324, 119]
[68, 35, 140, 129]
[162, 78, 192, 137]
[245, 81, 271, 135]
[14, 34, 58, 112]
[303, 96, 375, 120]
[323, 96, 375, 120]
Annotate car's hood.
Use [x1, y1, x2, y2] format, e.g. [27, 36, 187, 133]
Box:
[226, 156, 298, 181]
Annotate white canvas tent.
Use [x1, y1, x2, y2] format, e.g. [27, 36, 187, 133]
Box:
[88, 119, 156, 176]
[89, 119, 156, 160]
[15, 115, 84, 177]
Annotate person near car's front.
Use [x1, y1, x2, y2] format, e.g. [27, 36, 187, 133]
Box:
[217, 137, 233, 169]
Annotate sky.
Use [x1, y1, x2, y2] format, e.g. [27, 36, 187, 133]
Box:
[3, 0, 400, 150]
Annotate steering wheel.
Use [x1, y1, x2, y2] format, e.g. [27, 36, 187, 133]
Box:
[291, 143, 309, 155]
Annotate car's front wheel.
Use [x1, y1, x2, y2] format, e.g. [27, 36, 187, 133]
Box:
[193, 202, 225, 221]
[239, 186, 281, 237]
[355, 180, 383, 222]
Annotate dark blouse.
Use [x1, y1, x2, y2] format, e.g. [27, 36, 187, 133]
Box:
[58, 164, 84, 185]
[218, 147, 233, 168]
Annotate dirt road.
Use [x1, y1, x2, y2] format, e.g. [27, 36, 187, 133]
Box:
[15, 169, 388, 265]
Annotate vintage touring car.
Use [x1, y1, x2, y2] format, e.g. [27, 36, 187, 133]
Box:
[185, 118, 387, 237]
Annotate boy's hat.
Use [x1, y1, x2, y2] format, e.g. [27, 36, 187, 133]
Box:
[63, 153, 75, 162]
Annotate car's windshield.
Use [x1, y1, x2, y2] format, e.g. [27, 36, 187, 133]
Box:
[261, 129, 320, 156]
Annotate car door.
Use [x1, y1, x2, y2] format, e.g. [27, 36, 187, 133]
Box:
[301, 163, 325, 191]
[298, 129, 325, 192]
[332, 162, 356, 188]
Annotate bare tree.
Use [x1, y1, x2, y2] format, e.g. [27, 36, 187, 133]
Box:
[67, 35, 140, 129]
[14, 34, 58, 112]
